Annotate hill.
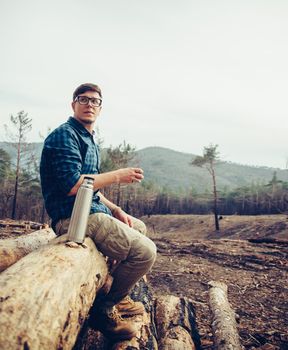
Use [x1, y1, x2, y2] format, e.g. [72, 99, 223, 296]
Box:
[135, 146, 288, 192]
[1, 142, 287, 193]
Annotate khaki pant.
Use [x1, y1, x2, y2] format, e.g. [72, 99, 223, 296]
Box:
[56, 212, 157, 304]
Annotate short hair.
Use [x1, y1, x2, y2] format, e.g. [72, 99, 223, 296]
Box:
[73, 83, 102, 101]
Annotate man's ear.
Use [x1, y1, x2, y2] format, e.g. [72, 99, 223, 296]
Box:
[71, 101, 75, 112]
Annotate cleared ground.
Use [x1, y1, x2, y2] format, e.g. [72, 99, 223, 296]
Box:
[142, 214, 288, 350]
[1, 215, 287, 349]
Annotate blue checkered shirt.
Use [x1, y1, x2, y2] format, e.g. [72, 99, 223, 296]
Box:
[40, 117, 111, 229]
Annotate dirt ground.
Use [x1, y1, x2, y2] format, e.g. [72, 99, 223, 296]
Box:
[142, 214, 288, 350]
[1, 215, 287, 349]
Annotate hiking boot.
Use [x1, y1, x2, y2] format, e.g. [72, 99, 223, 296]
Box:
[95, 308, 137, 340]
[116, 296, 145, 316]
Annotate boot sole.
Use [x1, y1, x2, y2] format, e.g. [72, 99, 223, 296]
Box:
[103, 330, 137, 341]
[118, 311, 144, 317]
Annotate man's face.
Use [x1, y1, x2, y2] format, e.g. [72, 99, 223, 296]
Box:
[71, 91, 102, 127]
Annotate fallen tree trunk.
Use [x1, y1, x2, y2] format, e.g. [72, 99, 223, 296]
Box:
[248, 237, 288, 245]
[0, 234, 108, 350]
[208, 280, 242, 350]
[0, 227, 56, 272]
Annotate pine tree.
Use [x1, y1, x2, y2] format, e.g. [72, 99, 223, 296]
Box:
[4, 111, 32, 219]
[191, 144, 221, 231]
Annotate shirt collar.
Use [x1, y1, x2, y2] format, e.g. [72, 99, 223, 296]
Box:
[67, 117, 95, 136]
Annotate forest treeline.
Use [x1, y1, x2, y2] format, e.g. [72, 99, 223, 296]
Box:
[1, 111, 287, 223]
[1, 141, 288, 223]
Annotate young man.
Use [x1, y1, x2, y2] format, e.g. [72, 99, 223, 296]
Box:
[40, 83, 156, 340]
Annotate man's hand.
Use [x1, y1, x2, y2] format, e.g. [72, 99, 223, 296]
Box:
[114, 168, 144, 184]
[112, 207, 133, 227]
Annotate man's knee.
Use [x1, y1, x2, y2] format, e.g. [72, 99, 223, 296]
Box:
[86, 213, 156, 267]
[131, 217, 147, 235]
[134, 236, 157, 268]
[147, 239, 157, 260]
[146, 240, 157, 267]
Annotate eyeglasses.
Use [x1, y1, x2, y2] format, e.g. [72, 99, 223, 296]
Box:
[75, 95, 102, 107]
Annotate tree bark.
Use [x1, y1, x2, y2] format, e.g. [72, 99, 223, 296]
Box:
[0, 235, 108, 350]
[0, 227, 56, 272]
[211, 167, 220, 231]
[208, 280, 242, 350]
[154, 295, 200, 350]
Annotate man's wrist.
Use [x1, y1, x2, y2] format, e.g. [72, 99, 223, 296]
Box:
[111, 170, 120, 184]
[111, 206, 122, 215]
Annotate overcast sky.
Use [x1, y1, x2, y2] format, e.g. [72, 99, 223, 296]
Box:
[0, 0, 287, 169]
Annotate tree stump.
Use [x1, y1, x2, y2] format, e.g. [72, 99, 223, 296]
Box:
[0, 234, 108, 350]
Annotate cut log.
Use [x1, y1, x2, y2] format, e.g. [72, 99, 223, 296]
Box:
[0, 227, 56, 272]
[0, 234, 108, 350]
[248, 238, 288, 245]
[154, 295, 201, 350]
[208, 280, 242, 350]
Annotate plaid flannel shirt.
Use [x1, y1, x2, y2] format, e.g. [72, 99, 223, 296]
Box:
[40, 117, 111, 229]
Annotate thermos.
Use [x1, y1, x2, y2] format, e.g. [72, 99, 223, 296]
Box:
[67, 176, 94, 243]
